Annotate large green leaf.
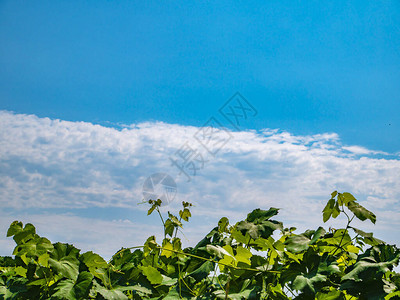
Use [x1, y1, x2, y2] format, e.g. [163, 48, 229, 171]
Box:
[292, 273, 327, 294]
[51, 243, 80, 261]
[188, 260, 214, 281]
[48, 255, 80, 280]
[92, 282, 128, 300]
[342, 246, 400, 282]
[80, 251, 108, 278]
[246, 207, 279, 222]
[236, 219, 282, 240]
[317, 259, 341, 276]
[338, 192, 356, 206]
[310, 227, 326, 244]
[0, 276, 28, 300]
[141, 265, 163, 285]
[13, 236, 54, 258]
[6, 221, 24, 238]
[51, 271, 93, 300]
[350, 227, 384, 246]
[285, 228, 326, 253]
[285, 235, 311, 253]
[347, 201, 376, 224]
[10, 223, 36, 245]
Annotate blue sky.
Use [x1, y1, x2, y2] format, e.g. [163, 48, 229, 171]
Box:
[0, 1, 399, 258]
[1, 1, 400, 151]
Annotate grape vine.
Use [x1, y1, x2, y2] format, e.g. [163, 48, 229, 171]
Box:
[1, 192, 399, 299]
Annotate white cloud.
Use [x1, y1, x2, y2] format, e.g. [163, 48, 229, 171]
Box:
[0, 110, 399, 259]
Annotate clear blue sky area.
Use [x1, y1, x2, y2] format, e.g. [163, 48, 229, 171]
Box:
[1, 1, 399, 152]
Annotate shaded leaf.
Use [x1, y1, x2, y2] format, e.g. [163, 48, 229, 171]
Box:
[246, 207, 279, 222]
[48, 256, 80, 281]
[51, 271, 93, 300]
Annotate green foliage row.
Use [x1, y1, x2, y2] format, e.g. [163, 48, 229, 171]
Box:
[1, 192, 400, 299]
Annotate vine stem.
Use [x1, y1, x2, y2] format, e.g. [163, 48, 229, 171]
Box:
[216, 270, 227, 295]
[331, 205, 354, 257]
[177, 263, 196, 297]
[285, 284, 296, 297]
[174, 213, 183, 239]
[246, 236, 252, 249]
[156, 207, 166, 240]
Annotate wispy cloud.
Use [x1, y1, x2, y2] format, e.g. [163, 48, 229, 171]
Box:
[1, 110, 399, 258]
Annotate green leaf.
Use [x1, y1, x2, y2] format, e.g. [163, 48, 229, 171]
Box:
[285, 235, 311, 253]
[292, 273, 327, 294]
[80, 251, 108, 279]
[141, 265, 163, 285]
[14, 266, 27, 278]
[15, 224, 36, 243]
[164, 219, 175, 237]
[51, 243, 80, 260]
[13, 236, 54, 257]
[92, 282, 128, 300]
[147, 199, 161, 216]
[246, 207, 279, 222]
[38, 253, 50, 267]
[332, 201, 340, 219]
[342, 245, 400, 282]
[235, 246, 252, 266]
[323, 198, 335, 222]
[147, 205, 157, 215]
[218, 217, 229, 233]
[236, 221, 260, 240]
[0, 276, 28, 299]
[341, 192, 357, 205]
[206, 245, 235, 259]
[188, 260, 214, 281]
[236, 219, 282, 240]
[285, 229, 324, 253]
[349, 227, 384, 246]
[160, 241, 173, 258]
[179, 208, 191, 222]
[168, 212, 182, 227]
[350, 227, 373, 238]
[48, 255, 80, 280]
[386, 291, 400, 299]
[347, 201, 376, 224]
[127, 285, 152, 295]
[6, 221, 24, 237]
[51, 272, 93, 300]
[310, 227, 326, 244]
[316, 288, 343, 299]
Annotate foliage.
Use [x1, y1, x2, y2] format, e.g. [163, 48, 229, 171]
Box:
[1, 193, 399, 299]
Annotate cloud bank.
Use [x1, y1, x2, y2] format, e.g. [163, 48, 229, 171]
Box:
[1, 110, 399, 258]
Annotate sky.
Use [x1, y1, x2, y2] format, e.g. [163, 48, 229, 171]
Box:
[0, 1, 399, 259]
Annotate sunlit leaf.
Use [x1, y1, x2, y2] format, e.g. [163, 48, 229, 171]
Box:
[347, 201, 376, 224]
[141, 266, 163, 285]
